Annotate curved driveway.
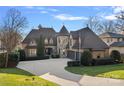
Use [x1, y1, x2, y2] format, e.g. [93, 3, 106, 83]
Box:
[17, 58, 124, 86]
[17, 58, 82, 85]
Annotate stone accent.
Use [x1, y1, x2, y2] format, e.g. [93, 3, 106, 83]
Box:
[22, 26, 109, 58]
[57, 36, 69, 57]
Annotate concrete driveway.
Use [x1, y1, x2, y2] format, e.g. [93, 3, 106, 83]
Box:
[17, 58, 124, 86]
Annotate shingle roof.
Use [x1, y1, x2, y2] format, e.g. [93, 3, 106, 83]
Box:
[71, 27, 109, 50]
[110, 41, 124, 47]
[99, 32, 124, 38]
[59, 25, 69, 36]
[22, 27, 57, 46]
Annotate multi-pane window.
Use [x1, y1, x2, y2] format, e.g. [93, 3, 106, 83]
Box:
[44, 38, 48, 44]
[49, 38, 53, 44]
[29, 49, 36, 56]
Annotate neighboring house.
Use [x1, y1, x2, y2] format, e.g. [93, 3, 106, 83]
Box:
[22, 25, 109, 60]
[118, 30, 124, 35]
[99, 32, 124, 46]
[99, 32, 124, 54]
[110, 42, 124, 54]
[67, 27, 109, 60]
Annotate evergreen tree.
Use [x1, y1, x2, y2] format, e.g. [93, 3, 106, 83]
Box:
[36, 35, 44, 57]
[81, 50, 92, 66]
[110, 50, 121, 62]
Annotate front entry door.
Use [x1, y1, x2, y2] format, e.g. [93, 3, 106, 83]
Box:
[46, 48, 53, 55]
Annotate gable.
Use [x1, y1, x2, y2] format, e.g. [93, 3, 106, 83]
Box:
[22, 28, 57, 45]
[71, 27, 109, 50]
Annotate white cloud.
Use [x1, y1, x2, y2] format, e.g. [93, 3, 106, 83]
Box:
[97, 12, 117, 20]
[25, 6, 59, 13]
[104, 14, 117, 20]
[112, 6, 124, 13]
[40, 11, 48, 14]
[54, 14, 88, 21]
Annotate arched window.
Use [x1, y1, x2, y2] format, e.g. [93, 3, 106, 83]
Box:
[44, 38, 48, 44]
[49, 38, 53, 44]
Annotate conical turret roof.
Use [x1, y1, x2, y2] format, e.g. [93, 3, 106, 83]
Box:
[59, 25, 69, 36]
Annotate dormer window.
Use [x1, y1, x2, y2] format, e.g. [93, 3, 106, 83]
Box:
[44, 38, 48, 44]
[49, 38, 53, 44]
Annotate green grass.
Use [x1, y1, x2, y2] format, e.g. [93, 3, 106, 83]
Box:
[0, 68, 58, 86]
[65, 64, 124, 80]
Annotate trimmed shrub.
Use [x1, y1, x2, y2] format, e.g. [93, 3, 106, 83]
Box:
[18, 49, 26, 61]
[81, 51, 92, 66]
[42, 56, 50, 59]
[67, 61, 80, 67]
[0, 53, 6, 67]
[8, 53, 19, 62]
[51, 54, 60, 58]
[120, 54, 124, 63]
[8, 53, 19, 67]
[0, 53, 19, 68]
[110, 50, 121, 62]
[92, 57, 115, 66]
[25, 56, 49, 61]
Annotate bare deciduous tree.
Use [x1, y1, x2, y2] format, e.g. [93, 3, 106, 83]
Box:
[0, 8, 28, 67]
[86, 16, 118, 34]
[85, 16, 101, 34]
[98, 20, 116, 34]
[115, 10, 124, 32]
[116, 10, 124, 20]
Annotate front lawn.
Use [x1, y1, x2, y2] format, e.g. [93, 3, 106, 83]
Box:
[65, 64, 124, 80]
[0, 68, 58, 86]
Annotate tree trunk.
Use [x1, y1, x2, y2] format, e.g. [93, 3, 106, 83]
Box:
[5, 52, 9, 68]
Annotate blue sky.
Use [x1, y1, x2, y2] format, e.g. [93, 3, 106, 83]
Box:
[0, 6, 124, 35]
